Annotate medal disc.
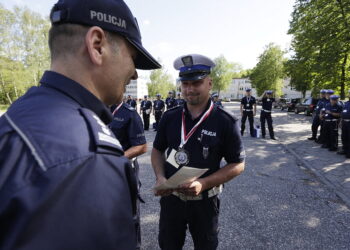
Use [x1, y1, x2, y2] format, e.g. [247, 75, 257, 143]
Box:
[174, 149, 189, 165]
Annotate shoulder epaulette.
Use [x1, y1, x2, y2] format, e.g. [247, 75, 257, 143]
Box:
[123, 103, 135, 111]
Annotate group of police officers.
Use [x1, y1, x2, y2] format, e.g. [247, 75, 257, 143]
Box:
[0, 0, 348, 249]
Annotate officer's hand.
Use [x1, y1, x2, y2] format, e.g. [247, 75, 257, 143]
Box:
[154, 176, 174, 196]
[177, 180, 205, 196]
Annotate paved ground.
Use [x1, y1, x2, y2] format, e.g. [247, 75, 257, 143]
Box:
[138, 102, 350, 250]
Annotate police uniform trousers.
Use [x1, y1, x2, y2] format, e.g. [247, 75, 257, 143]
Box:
[311, 114, 321, 139]
[317, 119, 325, 143]
[154, 110, 163, 130]
[341, 120, 350, 157]
[142, 111, 150, 130]
[159, 195, 220, 250]
[241, 111, 254, 136]
[323, 119, 339, 149]
[260, 110, 274, 138]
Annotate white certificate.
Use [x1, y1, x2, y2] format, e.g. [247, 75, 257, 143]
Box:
[154, 166, 208, 191]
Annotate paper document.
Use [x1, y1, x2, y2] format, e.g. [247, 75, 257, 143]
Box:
[154, 167, 208, 191]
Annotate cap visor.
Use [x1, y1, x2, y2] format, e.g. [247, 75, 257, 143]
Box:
[179, 74, 208, 82]
[126, 38, 161, 70]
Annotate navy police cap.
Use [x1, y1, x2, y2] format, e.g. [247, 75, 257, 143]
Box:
[246, 88, 252, 92]
[174, 54, 215, 81]
[266, 90, 273, 94]
[326, 89, 334, 94]
[212, 93, 219, 98]
[320, 89, 326, 94]
[330, 95, 339, 100]
[50, 0, 161, 70]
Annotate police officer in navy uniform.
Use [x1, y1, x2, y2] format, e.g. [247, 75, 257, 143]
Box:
[126, 94, 137, 108]
[260, 90, 276, 140]
[140, 95, 152, 130]
[240, 88, 256, 136]
[151, 54, 245, 250]
[165, 91, 176, 110]
[339, 90, 350, 158]
[317, 89, 333, 144]
[0, 0, 161, 249]
[153, 93, 165, 131]
[308, 89, 327, 140]
[212, 93, 223, 107]
[321, 95, 343, 151]
[109, 102, 147, 250]
[175, 92, 185, 106]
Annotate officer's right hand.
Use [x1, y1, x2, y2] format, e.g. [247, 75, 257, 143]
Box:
[154, 176, 174, 196]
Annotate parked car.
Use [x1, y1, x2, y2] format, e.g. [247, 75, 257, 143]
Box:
[282, 98, 301, 112]
[275, 98, 289, 109]
[294, 97, 319, 116]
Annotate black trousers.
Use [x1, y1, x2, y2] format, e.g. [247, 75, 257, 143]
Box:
[342, 121, 350, 157]
[159, 195, 220, 250]
[154, 110, 163, 130]
[241, 111, 254, 135]
[260, 111, 274, 138]
[311, 115, 321, 138]
[323, 120, 339, 149]
[142, 112, 150, 130]
[318, 119, 325, 143]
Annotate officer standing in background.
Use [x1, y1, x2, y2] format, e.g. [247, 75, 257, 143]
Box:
[153, 94, 165, 131]
[339, 90, 350, 158]
[318, 89, 333, 144]
[260, 90, 276, 140]
[240, 88, 256, 136]
[308, 89, 327, 141]
[0, 0, 161, 249]
[151, 54, 245, 250]
[321, 95, 343, 151]
[212, 93, 223, 107]
[126, 94, 137, 108]
[109, 101, 147, 250]
[175, 92, 185, 106]
[140, 95, 152, 130]
[165, 91, 176, 110]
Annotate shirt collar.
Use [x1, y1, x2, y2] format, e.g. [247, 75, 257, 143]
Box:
[40, 71, 113, 124]
[184, 98, 212, 121]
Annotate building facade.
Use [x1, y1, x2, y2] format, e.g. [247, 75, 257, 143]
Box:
[124, 79, 148, 99]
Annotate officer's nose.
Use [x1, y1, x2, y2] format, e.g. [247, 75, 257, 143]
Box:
[131, 70, 138, 80]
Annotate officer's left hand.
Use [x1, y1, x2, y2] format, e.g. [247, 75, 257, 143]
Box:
[177, 180, 205, 196]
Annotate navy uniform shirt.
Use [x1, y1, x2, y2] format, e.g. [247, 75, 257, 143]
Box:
[323, 102, 343, 120]
[176, 98, 185, 106]
[153, 99, 165, 111]
[261, 97, 275, 111]
[241, 96, 256, 110]
[342, 101, 350, 119]
[153, 99, 245, 181]
[165, 97, 176, 109]
[126, 99, 137, 108]
[109, 103, 146, 151]
[141, 100, 152, 111]
[315, 97, 327, 115]
[0, 71, 137, 250]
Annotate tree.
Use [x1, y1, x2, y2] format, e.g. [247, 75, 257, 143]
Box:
[211, 55, 242, 95]
[250, 43, 285, 97]
[147, 67, 175, 97]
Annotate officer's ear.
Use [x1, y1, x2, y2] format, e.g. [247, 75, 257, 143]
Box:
[85, 26, 107, 66]
[207, 77, 213, 90]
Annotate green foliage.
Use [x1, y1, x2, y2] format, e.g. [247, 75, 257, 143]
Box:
[0, 4, 50, 104]
[287, 0, 350, 99]
[147, 67, 175, 97]
[211, 55, 242, 95]
[250, 43, 285, 97]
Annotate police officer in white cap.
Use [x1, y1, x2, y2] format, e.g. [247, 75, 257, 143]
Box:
[151, 54, 245, 250]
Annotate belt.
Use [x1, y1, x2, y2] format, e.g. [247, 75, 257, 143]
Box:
[243, 109, 253, 111]
[172, 185, 223, 201]
[325, 119, 338, 122]
[343, 119, 350, 122]
[262, 109, 271, 113]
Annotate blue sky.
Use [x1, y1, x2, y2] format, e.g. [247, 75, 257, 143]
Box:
[1, 0, 295, 80]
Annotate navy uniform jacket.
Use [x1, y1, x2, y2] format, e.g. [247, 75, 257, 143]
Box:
[140, 100, 152, 112]
[153, 99, 165, 111]
[0, 71, 137, 250]
[323, 102, 343, 120]
[261, 97, 275, 111]
[153, 100, 245, 181]
[175, 98, 185, 107]
[241, 96, 256, 110]
[315, 97, 327, 115]
[342, 101, 350, 119]
[165, 97, 176, 109]
[109, 103, 146, 151]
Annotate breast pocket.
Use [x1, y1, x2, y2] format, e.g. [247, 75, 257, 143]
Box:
[200, 135, 220, 160]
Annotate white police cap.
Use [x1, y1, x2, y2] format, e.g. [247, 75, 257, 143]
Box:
[173, 54, 215, 81]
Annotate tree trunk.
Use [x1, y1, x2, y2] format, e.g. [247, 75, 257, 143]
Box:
[0, 72, 13, 104]
[340, 53, 347, 99]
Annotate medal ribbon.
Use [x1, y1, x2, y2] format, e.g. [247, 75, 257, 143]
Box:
[180, 101, 214, 148]
[112, 102, 123, 116]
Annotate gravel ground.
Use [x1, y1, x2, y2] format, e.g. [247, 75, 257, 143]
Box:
[137, 102, 350, 250]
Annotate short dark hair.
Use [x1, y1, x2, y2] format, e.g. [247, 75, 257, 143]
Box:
[48, 23, 122, 60]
